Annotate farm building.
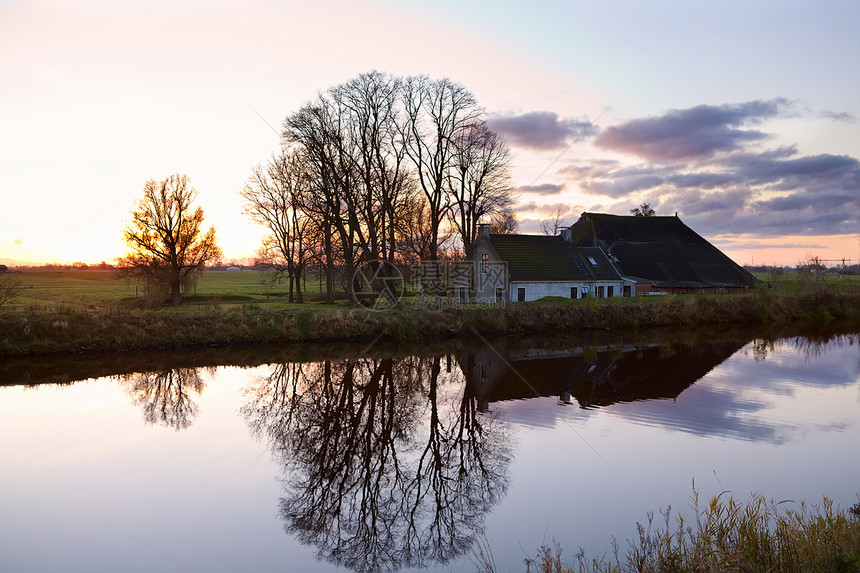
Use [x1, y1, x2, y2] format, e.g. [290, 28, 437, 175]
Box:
[471, 212, 755, 302]
[472, 227, 631, 303]
[567, 212, 756, 294]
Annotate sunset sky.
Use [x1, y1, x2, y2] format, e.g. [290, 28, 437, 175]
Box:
[1, 0, 858, 267]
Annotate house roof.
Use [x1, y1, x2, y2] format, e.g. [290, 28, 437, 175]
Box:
[569, 213, 756, 288]
[485, 234, 622, 282]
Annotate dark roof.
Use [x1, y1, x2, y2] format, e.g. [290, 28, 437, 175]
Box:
[486, 234, 622, 282]
[569, 213, 755, 288]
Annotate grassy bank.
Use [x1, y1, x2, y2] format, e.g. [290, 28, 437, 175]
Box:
[501, 490, 860, 573]
[2, 287, 860, 356]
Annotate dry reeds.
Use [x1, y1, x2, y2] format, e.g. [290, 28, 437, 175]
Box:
[513, 488, 860, 573]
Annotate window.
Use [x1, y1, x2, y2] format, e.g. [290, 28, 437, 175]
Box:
[481, 253, 489, 273]
[587, 256, 597, 265]
[570, 286, 578, 299]
[517, 287, 526, 302]
[581, 286, 590, 297]
[623, 285, 632, 297]
[607, 285, 614, 297]
[597, 285, 605, 298]
[457, 287, 466, 303]
[495, 287, 504, 302]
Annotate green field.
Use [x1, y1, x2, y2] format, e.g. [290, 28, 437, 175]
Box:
[3, 268, 857, 312]
[754, 270, 858, 296]
[4, 268, 349, 312]
[2, 266, 859, 357]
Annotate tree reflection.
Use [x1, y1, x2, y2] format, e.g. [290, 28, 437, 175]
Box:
[122, 368, 206, 430]
[241, 355, 510, 573]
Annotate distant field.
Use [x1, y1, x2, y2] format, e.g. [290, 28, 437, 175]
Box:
[3, 268, 856, 313]
[5, 269, 348, 312]
[753, 271, 858, 295]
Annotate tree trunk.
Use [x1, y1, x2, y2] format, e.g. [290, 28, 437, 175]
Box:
[295, 266, 304, 304]
[170, 278, 182, 306]
[324, 230, 335, 304]
[288, 270, 294, 303]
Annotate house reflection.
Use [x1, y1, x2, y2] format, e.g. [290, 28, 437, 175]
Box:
[459, 339, 746, 411]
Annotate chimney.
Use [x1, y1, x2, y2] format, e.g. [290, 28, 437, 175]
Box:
[478, 223, 491, 238]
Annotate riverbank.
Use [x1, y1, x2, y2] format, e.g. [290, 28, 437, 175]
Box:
[509, 490, 860, 573]
[2, 290, 859, 357]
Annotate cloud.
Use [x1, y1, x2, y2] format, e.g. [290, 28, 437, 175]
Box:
[711, 239, 829, 251]
[12, 237, 25, 247]
[821, 110, 856, 122]
[594, 98, 794, 162]
[580, 166, 666, 198]
[562, 150, 859, 237]
[554, 97, 860, 239]
[517, 202, 576, 216]
[517, 183, 565, 195]
[488, 111, 599, 150]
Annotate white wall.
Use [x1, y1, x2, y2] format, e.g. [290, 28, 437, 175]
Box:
[509, 282, 624, 302]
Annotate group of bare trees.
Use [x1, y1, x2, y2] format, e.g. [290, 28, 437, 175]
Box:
[116, 73, 513, 306]
[242, 71, 515, 303]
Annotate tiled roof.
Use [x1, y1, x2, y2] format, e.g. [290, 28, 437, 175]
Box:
[486, 234, 622, 282]
[570, 213, 756, 288]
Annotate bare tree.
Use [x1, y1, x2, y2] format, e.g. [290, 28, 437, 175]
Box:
[284, 100, 349, 302]
[242, 151, 314, 302]
[332, 71, 410, 264]
[401, 76, 482, 260]
[630, 202, 656, 217]
[448, 121, 514, 258]
[540, 206, 569, 236]
[487, 208, 519, 234]
[395, 194, 437, 263]
[118, 175, 222, 306]
[0, 274, 24, 308]
[285, 73, 413, 301]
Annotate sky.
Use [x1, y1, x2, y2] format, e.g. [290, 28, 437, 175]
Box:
[1, 0, 858, 267]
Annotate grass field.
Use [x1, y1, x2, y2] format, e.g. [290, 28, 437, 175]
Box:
[754, 270, 858, 296]
[4, 268, 349, 312]
[4, 268, 857, 312]
[2, 267, 859, 356]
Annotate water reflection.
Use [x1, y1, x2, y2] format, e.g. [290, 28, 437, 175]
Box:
[1, 326, 858, 573]
[461, 338, 745, 409]
[121, 368, 207, 430]
[242, 356, 510, 572]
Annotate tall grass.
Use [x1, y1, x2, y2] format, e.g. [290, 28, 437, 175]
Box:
[508, 489, 860, 573]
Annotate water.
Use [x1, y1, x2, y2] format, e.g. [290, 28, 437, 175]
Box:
[1, 327, 859, 572]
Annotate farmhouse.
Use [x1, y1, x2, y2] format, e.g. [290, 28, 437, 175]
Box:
[568, 212, 756, 294]
[472, 227, 630, 303]
[471, 212, 755, 302]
